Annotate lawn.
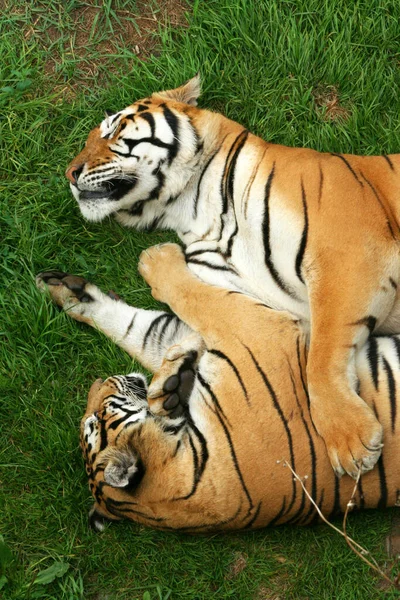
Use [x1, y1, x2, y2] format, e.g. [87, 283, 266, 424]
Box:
[1, 0, 400, 598]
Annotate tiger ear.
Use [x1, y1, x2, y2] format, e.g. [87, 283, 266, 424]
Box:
[155, 73, 201, 106]
[103, 449, 139, 488]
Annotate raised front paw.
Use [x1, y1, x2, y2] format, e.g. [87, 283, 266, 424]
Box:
[310, 393, 383, 478]
[36, 270, 109, 324]
[147, 345, 198, 418]
[138, 243, 186, 302]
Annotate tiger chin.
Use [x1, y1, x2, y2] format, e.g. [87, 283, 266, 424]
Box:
[65, 73, 400, 481]
[38, 244, 400, 533]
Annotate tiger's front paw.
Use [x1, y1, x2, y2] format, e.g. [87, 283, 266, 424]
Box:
[310, 392, 383, 478]
[138, 243, 186, 302]
[36, 270, 109, 324]
[147, 346, 198, 418]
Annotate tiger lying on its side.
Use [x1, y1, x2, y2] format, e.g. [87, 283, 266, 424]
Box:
[65, 75, 400, 479]
[37, 244, 400, 532]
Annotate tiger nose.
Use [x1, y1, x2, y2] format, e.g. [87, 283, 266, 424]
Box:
[66, 164, 84, 184]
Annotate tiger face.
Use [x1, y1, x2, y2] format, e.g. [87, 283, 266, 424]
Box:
[81, 374, 149, 493]
[66, 76, 202, 226]
[81, 371, 193, 531]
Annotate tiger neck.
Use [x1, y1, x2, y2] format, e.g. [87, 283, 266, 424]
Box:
[162, 116, 249, 245]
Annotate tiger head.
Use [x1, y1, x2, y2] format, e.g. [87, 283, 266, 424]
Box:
[81, 373, 149, 530]
[81, 373, 191, 531]
[66, 74, 214, 229]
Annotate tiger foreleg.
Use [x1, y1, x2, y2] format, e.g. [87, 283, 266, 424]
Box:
[36, 270, 199, 372]
[306, 252, 396, 478]
[137, 243, 254, 348]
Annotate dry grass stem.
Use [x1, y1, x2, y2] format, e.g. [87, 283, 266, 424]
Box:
[283, 460, 400, 590]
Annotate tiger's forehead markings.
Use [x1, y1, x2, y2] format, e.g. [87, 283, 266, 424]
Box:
[100, 105, 150, 139]
[100, 109, 132, 139]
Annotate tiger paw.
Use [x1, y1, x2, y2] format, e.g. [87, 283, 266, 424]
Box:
[147, 346, 198, 418]
[310, 393, 383, 478]
[138, 243, 186, 302]
[36, 270, 108, 325]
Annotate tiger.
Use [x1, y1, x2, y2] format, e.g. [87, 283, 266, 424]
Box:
[37, 243, 400, 532]
[64, 74, 400, 480]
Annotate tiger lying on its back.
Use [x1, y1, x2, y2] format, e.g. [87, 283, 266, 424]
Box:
[65, 75, 400, 479]
[37, 244, 400, 532]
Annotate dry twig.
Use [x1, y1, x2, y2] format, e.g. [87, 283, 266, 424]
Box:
[282, 460, 400, 590]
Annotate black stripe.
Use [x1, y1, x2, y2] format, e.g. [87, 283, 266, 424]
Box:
[220, 130, 248, 215]
[197, 371, 231, 426]
[284, 488, 306, 526]
[377, 456, 388, 509]
[171, 405, 209, 500]
[159, 502, 244, 532]
[138, 112, 156, 137]
[88, 166, 119, 176]
[218, 131, 248, 256]
[158, 314, 175, 340]
[389, 277, 397, 290]
[172, 439, 181, 457]
[360, 172, 396, 239]
[106, 500, 166, 523]
[142, 314, 170, 350]
[110, 112, 121, 125]
[208, 349, 249, 404]
[226, 131, 249, 209]
[99, 422, 108, 452]
[268, 496, 287, 526]
[118, 136, 172, 154]
[262, 163, 298, 299]
[244, 501, 262, 529]
[225, 220, 238, 258]
[382, 154, 395, 170]
[382, 356, 396, 432]
[318, 163, 324, 208]
[144, 216, 163, 232]
[193, 147, 223, 219]
[148, 165, 166, 201]
[309, 489, 325, 525]
[197, 373, 252, 509]
[392, 336, 400, 365]
[353, 315, 377, 334]
[330, 153, 363, 186]
[366, 337, 379, 390]
[187, 258, 236, 273]
[328, 476, 341, 519]
[162, 104, 180, 165]
[295, 337, 316, 434]
[243, 147, 268, 219]
[185, 248, 212, 259]
[124, 314, 136, 338]
[188, 432, 199, 488]
[226, 290, 244, 297]
[107, 415, 136, 430]
[288, 365, 317, 524]
[358, 478, 365, 510]
[295, 179, 308, 284]
[163, 420, 186, 435]
[244, 344, 297, 515]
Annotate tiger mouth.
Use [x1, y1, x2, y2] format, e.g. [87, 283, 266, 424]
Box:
[78, 177, 138, 202]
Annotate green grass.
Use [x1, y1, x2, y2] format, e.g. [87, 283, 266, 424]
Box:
[1, 0, 400, 597]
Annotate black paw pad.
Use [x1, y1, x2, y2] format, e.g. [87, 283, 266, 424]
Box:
[39, 271, 94, 303]
[162, 352, 197, 418]
[38, 270, 69, 283]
